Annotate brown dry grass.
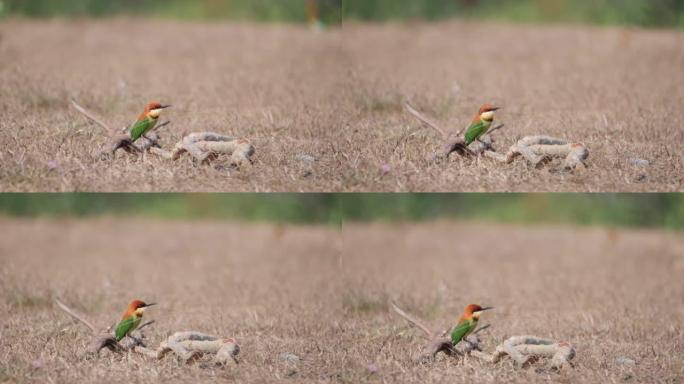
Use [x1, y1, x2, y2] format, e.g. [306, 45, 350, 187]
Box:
[1, 217, 682, 383]
[1, 19, 682, 191]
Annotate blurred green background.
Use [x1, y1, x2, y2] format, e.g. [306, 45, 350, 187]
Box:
[0, 194, 681, 229]
[343, 0, 684, 27]
[1, 0, 683, 27]
[0, 0, 343, 24]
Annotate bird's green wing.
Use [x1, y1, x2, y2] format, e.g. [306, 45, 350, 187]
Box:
[464, 121, 487, 146]
[128, 117, 157, 141]
[450, 319, 475, 345]
[115, 316, 137, 341]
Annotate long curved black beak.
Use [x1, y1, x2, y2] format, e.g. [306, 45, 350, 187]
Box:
[143, 302, 157, 308]
[160, 105, 171, 109]
[490, 107, 500, 112]
[480, 306, 494, 311]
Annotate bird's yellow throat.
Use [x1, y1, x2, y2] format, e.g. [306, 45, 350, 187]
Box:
[480, 111, 495, 122]
[148, 109, 163, 119]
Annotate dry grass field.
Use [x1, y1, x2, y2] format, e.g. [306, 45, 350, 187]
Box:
[1, 217, 682, 383]
[0, 19, 682, 191]
[340, 21, 684, 192]
[0, 19, 344, 192]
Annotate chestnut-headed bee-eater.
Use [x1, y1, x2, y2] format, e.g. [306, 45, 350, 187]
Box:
[128, 102, 170, 142]
[115, 300, 156, 341]
[464, 104, 500, 146]
[450, 304, 493, 345]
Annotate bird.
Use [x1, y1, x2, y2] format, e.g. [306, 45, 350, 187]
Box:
[114, 299, 156, 341]
[128, 102, 171, 142]
[463, 104, 500, 146]
[450, 304, 493, 345]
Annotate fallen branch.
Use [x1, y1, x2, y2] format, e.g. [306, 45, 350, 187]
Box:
[54, 298, 240, 365]
[55, 297, 96, 333]
[134, 332, 240, 366]
[404, 102, 449, 139]
[149, 132, 255, 167]
[70, 99, 150, 159]
[70, 99, 114, 134]
[486, 336, 575, 370]
[484, 136, 589, 170]
[390, 302, 433, 338]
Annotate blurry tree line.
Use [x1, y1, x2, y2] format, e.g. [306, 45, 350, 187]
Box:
[0, 0, 343, 24]
[343, 0, 684, 27]
[1, 0, 683, 27]
[0, 194, 681, 229]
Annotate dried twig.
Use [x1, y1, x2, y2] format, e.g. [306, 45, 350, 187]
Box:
[70, 99, 137, 158]
[70, 99, 114, 134]
[485, 124, 506, 137]
[137, 320, 156, 332]
[391, 301, 433, 338]
[54, 297, 128, 355]
[404, 102, 448, 139]
[54, 297, 96, 333]
[151, 120, 171, 132]
[473, 324, 491, 335]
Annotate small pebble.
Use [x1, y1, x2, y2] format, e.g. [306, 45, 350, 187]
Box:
[629, 158, 650, 166]
[296, 154, 315, 163]
[380, 164, 392, 175]
[47, 160, 59, 171]
[615, 357, 636, 367]
[279, 352, 300, 364]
